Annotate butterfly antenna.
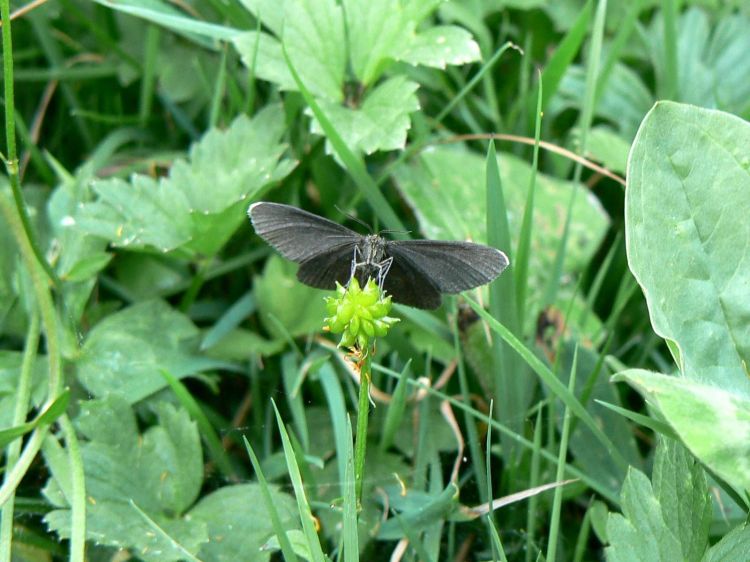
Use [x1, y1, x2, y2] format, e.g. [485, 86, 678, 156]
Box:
[378, 228, 412, 236]
[334, 205, 373, 233]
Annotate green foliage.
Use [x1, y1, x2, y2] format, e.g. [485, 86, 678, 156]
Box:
[75, 300, 230, 402]
[4, 1, 750, 560]
[76, 105, 296, 257]
[606, 438, 711, 562]
[233, 0, 479, 154]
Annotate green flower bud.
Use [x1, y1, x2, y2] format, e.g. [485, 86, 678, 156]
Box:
[323, 277, 400, 350]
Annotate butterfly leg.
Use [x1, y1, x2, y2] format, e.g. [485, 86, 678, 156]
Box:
[348, 245, 364, 285]
[375, 257, 393, 288]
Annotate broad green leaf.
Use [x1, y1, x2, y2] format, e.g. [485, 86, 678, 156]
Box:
[626, 102, 750, 396]
[44, 397, 207, 561]
[75, 300, 230, 402]
[606, 438, 709, 562]
[76, 106, 296, 257]
[254, 255, 329, 339]
[399, 25, 481, 69]
[393, 146, 609, 310]
[312, 76, 420, 155]
[614, 369, 750, 494]
[189, 484, 299, 562]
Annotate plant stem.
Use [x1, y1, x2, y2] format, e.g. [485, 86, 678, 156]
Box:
[353, 350, 372, 504]
[0, 313, 39, 562]
[1, 0, 61, 289]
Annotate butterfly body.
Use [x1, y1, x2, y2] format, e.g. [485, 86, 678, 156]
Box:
[249, 202, 509, 309]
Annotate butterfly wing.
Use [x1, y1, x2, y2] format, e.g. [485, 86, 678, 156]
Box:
[380, 256, 443, 309]
[386, 240, 509, 294]
[296, 244, 356, 289]
[248, 202, 359, 263]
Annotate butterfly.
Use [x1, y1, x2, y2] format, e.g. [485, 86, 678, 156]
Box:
[249, 202, 509, 309]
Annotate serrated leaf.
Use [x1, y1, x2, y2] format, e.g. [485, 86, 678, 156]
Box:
[652, 435, 711, 561]
[189, 484, 298, 562]
[399, 25, 481, 69]
[626, 101, 750, 396]
[76, 106, 296, 257]
[614, 369, 750, 495]
[75, 300, 231, 402]
[606, 438, 709, 562]
[344, 0, 408, 85]
[313, 76, 420, 155]
[240, 0, 284, 35]
[606, 469, 682, 562]
[234, 0, 478, 154]
[232, 31, 297, 91]
[44, 397, 207, 561]
[282, 0, 346, 102]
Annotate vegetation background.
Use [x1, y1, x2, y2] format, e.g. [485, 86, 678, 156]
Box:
[1, 0, 749, 561]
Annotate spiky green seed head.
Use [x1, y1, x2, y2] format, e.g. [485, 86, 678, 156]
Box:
[324, 278, 400, 350]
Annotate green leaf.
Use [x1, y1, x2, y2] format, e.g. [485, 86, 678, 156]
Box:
[554, 62, 653, 140]
[75, 300, 232, 402]
[312, 76, 420, 155]
[282, 0, 346, 102]
[44, 397, 207, 561]
[652, 435, 711, 562]
[254, 255, 330, 339]
[93, 0, 240, 44]
[703, 523, 750, 562]
[614, 369, 750, 494]
[555, 343, 642, 498]
[0, 351, 47, 429]
[393, 146, 608, 312]
[626, 101, 750, 396]
[232, 31, 296, 92]
[606, 438, 709, 562]
[76, 106, 296, 257]
[0, 390, 70, 449]
[234, 0, 478, 155]
[647, 8, 750, 116]
[60, 252, 112, 283]
[240, 0, 284, 35]
[399, 25, 481, 69]
[344, 0, 408, 85]
[189, 484, 299, 562]
[586, 126, 631, 174]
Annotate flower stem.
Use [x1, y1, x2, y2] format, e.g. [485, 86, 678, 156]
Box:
[1, 0, 61, 289]
[353, 350, 372, 504]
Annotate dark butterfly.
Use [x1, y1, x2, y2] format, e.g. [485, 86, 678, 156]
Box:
[248, 202, 509, 309]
